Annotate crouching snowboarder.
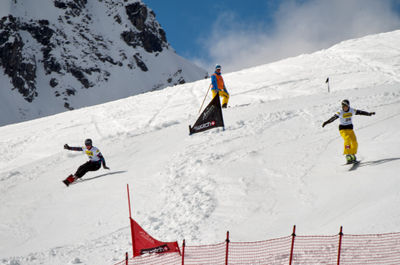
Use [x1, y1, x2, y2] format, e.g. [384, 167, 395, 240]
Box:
[322, 99, 375, 164]
[63, 138, 109, 186]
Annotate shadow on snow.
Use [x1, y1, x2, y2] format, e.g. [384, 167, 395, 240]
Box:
[349, 157, 400, 171]
[359, 157, 400, 167]
[78, 170, 127, 183]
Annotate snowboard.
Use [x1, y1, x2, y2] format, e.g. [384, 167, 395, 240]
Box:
[63, 174, 76, 187]
[342, 160, 361, 166]
[343, 160, 361, 171]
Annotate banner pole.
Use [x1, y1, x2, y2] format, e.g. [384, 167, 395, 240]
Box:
[198, 84, 212, 114]
[181, 239, 185, 265]
[127, 184, 135, 257]
[127, 184, 132, 219]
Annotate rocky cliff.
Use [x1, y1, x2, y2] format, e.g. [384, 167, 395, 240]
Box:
[0, 0, 207, 125]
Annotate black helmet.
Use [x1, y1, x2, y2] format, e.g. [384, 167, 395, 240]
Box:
[341, 99, 350, 107]
[84, 138, 92, 146]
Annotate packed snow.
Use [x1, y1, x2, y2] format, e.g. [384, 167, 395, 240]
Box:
[1, 30, 400, 265]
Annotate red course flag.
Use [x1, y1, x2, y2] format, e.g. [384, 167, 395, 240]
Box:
[130, 218, 180, 257]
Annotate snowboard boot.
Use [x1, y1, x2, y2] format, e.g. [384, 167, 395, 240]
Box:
[350, 155, 357, 162]
[345, 155, 353, 164]
[222, 103, 227, 108]
[63, 174, 76, 186]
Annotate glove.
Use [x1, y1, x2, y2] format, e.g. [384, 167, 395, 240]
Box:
[322, 122, 327, 128]
[64, 144, 70, 150]
[103, 165, 110, 170]
[369, 112, 375, 116]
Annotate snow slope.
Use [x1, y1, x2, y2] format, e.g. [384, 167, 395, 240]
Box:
[1, 30, 400, 265]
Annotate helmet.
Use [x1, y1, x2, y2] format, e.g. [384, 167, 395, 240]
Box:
[341, 99, 350, 107]
[215, 64, 221, 70]
[84, 138, 92, 146]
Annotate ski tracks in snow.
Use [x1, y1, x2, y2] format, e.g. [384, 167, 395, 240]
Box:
[146, 148, 218, 242]
[148, 104, 327, 243]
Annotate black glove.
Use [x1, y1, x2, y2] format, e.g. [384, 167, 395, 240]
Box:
[64, 144, 70, 150]
[369, 112, 376, 116]
[103, 165, 110, 170]
[322, 121, 327, 128]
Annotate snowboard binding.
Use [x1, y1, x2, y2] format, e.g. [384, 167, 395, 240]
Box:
[345, 154, 357, 164]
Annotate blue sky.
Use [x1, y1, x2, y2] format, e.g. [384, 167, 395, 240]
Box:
[142, 0, 400, 72]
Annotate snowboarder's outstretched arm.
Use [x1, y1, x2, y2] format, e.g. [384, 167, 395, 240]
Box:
[98, 153, 110, 170]
[356, 110, 375, 116]
[64, 144, 83, 151]
[322, 114, 339, 128]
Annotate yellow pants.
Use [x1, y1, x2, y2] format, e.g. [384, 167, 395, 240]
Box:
[339, 129, 358, 155]
[212, 90, 229, 106]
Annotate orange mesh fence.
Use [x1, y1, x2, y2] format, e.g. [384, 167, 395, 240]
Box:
[114, 231, 400, 265]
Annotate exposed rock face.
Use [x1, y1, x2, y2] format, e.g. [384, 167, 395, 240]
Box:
[0, 16, 41, 102]
[0, 0, 207, 125]
[123, 2, 167, 53]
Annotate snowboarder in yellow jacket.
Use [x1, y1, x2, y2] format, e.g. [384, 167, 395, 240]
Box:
[211, 64, 229, 108]
[322, 99, 375, 164]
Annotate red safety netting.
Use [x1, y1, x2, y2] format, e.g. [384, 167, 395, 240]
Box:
[340, 232, 400, 264]
[114, 231, 400, 265]
[291, 235, 339, 264]
[228, 236, 292, 264]
[183, 242, 226, 265]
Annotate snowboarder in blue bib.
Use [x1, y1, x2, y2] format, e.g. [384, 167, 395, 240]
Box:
[63, 138, 109, 186]
[322, 99, 375, 164]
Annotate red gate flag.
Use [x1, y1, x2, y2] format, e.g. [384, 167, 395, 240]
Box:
[130, 217, 180, 257]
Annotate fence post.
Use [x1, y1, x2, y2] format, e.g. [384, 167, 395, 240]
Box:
[125, 252, 128, 265]
[337, 226, 343, 265]
[182, 239, 185, 265]
[289, 225, 296, 265]
[225, 231, 230, 265]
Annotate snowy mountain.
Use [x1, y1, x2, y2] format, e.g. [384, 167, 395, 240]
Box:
[0, 0, 207, 126]
[1, 30, 400, 264]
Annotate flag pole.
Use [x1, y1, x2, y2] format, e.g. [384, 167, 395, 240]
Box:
[326, 77, 330, 93]
[127, 184, 135, 257]
[199, 84, 212, 114]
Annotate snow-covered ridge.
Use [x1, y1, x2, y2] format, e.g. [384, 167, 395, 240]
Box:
[0, 0, 207, 126]
[0, 30, 400, 264]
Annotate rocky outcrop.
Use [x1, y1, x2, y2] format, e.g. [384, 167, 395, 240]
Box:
[0, 16, 39, 102]
[122, 2, 167, 53]
[0, 0, 207, 125]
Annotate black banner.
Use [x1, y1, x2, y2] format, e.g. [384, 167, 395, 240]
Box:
[189, 93, 224, 135]
[140, 244, 170, 255]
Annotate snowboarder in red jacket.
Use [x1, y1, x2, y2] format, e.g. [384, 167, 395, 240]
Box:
[63, 138, 109, 186]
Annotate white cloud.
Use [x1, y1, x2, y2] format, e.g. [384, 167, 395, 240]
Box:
[196, 0, 400, 73]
